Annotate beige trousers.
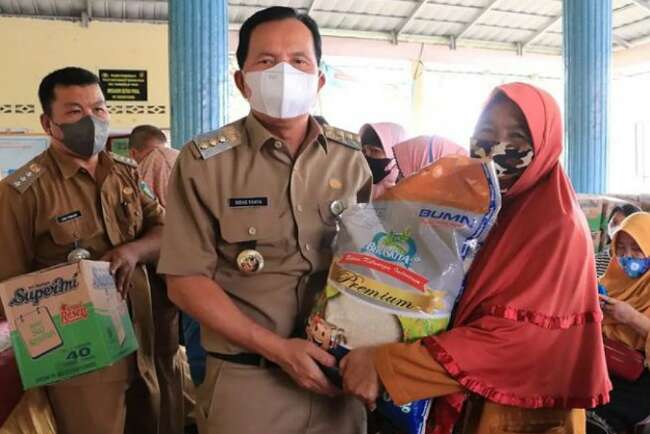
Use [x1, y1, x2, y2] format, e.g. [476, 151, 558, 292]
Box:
[196, 356, 366, 434]
[46, 355, 133, 434]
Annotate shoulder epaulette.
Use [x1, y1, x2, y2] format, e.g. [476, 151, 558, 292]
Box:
[5, 162, 45, 194]
[110, 152, 138, 168]
[322, 125, 362, 151]
[192, 124, 242, 160]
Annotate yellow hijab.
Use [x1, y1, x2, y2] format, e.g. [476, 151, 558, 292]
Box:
[600, 212, 650, 350]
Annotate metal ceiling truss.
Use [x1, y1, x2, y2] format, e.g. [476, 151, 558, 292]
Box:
[614, 34, 632, 48]
[395, 0, 429, 38]
[455, 0, 502, 40]
[307, 0, 319, 16]
[521, 15, 561, 50]
[629, 0, 650, 13]
[1, 0, 649, 55]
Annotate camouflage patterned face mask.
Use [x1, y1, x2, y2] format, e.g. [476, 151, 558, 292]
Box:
[470, 138, 534, 192]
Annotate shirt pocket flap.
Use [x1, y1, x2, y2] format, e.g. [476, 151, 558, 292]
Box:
[219, 211, 278, 244]
[49, 217, 98, 246]
[49, 220, 79, 246]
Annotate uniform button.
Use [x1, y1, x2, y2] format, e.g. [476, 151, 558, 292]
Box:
[274, 141, 283, 149]
[248, 226, 257, 236]
[305, 243, 311, 251]
[297, 204, 303, 212]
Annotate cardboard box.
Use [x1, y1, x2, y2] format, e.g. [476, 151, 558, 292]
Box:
[577, 195, 607, 252]
[0, 260, 138, 389]
[576, 194, 640, 253]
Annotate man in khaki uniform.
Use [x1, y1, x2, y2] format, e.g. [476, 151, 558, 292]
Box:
[158, 6, 372, 434]
[129, 124, 186, 434]
[0, 67, 163, 434]
[129, 125, 179, 208]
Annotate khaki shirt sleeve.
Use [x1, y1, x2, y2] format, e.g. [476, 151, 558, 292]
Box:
[375, 341, 462, 405]
[0, 184, 33, 282]
[157, 146, 218, 278]
[355, 155, 373, 204]
[0, 184, 34, 317]
[140, 151, 172, 208]
[135, 168, 165, 230]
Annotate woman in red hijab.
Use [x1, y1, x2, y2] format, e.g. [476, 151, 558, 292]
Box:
[340, 83, 611, 433]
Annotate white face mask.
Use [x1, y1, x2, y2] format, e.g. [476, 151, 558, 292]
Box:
[244, 62, 319, 119]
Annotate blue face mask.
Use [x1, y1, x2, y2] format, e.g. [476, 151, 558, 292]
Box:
[618, 256, 650, 279]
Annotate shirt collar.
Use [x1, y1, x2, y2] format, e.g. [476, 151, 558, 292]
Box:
[309, 117, 328, 153]
[244, 113, 327, 154]
[140, 147, 160, 164]
[47, 146, 114, 179]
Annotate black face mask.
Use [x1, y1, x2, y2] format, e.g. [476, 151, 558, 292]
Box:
[52, 115, 109, 159]
[366, 157, 393, 184]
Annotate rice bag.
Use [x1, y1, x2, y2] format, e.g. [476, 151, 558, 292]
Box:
[306, 155, 501, 434]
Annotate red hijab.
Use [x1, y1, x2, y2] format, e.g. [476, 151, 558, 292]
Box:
[423, 83, 610, 433]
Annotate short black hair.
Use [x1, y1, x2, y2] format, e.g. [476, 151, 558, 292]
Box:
[236, 6, 322, 69]
[129, 125, 167, 150]
[38, 67, 101, 115]
[609, 203, 642, 222]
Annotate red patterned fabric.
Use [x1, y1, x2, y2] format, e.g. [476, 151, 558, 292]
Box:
[422, 83, 611, 434]
[0, 321, 23, 427]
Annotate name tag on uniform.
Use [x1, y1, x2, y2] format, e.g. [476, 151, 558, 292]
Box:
[228, 197, 269, 208]
[56, 211, 82, 223]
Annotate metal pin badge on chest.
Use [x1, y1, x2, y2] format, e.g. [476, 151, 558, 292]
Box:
[237, 249, 264, 274]
[67, 247, 91, 263]
[329, 200, 346, 217]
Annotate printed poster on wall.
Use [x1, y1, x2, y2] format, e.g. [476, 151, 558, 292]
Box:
[0, 136, 50, 179]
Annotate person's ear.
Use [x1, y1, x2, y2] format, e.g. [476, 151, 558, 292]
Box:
[317, 70, 326, 92]
[40, 113, 53, 136]
[234, 71, 248, 99]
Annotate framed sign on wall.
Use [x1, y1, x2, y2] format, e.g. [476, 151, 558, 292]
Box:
[99, 70, 148, 102]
